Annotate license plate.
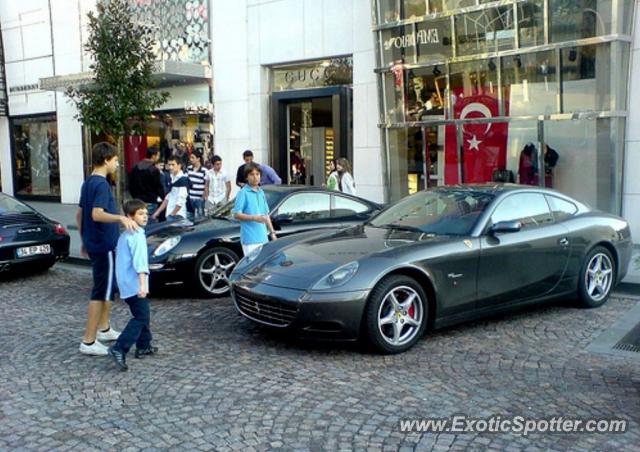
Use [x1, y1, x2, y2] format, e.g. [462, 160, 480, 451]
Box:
[16, 244, 51, 258]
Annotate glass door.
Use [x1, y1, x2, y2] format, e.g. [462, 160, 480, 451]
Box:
[272, 87, 352, 187]
[286, 97, 334, 186]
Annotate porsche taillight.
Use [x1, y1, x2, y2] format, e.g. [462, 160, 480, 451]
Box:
[54, 224, 68, 235]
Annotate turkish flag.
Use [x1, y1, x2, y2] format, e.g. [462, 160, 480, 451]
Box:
[444, 94, 508, 184]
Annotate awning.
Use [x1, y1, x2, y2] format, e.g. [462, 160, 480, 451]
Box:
[40, 60, 212, 92]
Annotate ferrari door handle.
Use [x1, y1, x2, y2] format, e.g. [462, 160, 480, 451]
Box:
[559, 237, 569, 246]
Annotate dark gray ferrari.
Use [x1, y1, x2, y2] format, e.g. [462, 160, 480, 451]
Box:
[230, 184, 632, 354]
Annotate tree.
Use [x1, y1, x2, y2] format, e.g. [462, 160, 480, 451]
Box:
[66, 0, 169, 138]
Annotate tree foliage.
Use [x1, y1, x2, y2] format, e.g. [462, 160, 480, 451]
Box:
[66, 0, 169, 137]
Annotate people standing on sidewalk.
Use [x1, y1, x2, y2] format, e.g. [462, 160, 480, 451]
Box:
[326, 159, 339, 191]
[76, 142, 138, 356]
[204, 155, 231, 214]
[235, 149, 282, 187]
[187, 150, 207, 220]
[108, 199, 157, 372]
[336, 158, 356, 195]
[128, 147, 165, 218]
[232, 163, 277, 256]
[151, 155, 189, 222]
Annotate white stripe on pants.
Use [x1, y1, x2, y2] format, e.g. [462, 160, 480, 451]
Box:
[104, 250, 114, 301]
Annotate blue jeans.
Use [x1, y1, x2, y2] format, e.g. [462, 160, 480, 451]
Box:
[188, 199, 205, 221]
[113, 295, 152, 355]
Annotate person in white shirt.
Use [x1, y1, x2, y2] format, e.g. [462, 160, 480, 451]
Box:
[336, 158, 356, 196]
[151, 155, 188, 221]
[204, 155, 231, 213]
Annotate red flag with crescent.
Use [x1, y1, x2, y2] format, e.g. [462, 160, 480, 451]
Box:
[444, 93, 508, 184]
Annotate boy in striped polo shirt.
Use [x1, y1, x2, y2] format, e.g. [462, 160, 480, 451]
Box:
[187, 150, 207, 220]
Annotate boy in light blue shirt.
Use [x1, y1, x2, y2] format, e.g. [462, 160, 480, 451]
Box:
[232, 162, 277, 256]
[108, 199, 157, 371]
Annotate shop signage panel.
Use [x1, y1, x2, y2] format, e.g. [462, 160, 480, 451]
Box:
[272, 57, 353, 92]
[381, 19, 452, 65]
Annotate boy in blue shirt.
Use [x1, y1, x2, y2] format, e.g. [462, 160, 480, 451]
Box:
[108, 199, 157, 371]
[232, 162, 277, 256]
[77, 142, 138, 356]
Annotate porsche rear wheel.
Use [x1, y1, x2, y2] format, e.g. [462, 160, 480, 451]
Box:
[194, 247, 239, 297]
[365, 275, 428, 354]
[577, 246, 615, 308]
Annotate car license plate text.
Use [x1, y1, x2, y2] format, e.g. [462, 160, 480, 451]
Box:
[17, 244, 51, 258]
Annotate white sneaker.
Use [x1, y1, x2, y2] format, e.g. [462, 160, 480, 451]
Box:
[96, 327, 121, 342]
[79, 341, 109, 356]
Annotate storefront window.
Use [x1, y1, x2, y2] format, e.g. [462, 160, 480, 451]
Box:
[518, 0, 544, 48]
[501, 50, 557, 116]
[12, 116, 60, 198]
[383, 71, 406, 123]
[377, 0, 428, 24]
[455, 6, 515, 56]
[381, 25, 418, 64]
[561, 43, 611, 112]
[407, 67, 446, 121]
[445, 0, 476, 10]
[374, 0, 632, 213]
[544, 117, 619, 212]
[449, 59, 498, 111]
[549, 0, 612, 43]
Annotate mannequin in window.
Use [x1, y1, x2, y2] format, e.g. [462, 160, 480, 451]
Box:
[518, 143, 559, 187]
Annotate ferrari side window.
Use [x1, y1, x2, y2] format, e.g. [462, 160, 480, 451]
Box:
[491, 194, 553, 229]
[546, 196, 577, 221]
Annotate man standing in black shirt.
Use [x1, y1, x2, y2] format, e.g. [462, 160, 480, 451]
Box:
[235, 149, 254, 188]
[129, 147, 165, 217]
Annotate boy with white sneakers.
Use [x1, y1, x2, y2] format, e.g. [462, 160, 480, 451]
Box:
[77, 142, 138, 355]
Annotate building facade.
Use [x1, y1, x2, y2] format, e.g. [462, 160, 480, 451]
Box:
[0, 0, 212, 204]
[211, 0, 384, 202]
[1, 0, 640, 241]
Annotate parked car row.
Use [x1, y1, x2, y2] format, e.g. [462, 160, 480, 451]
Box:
[3, 184, 631, 355]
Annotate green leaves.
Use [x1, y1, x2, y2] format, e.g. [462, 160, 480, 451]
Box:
[66, 0, 170, 137]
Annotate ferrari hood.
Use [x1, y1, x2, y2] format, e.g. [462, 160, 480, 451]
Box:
[243, 225, 453, 289]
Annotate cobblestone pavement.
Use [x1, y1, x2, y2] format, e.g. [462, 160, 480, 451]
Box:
[1, 264, 640, 451]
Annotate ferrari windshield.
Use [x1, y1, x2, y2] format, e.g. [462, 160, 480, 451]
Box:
[369, 190, 494, 235]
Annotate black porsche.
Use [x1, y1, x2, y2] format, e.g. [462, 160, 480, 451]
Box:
[229, 184, 632, 354]
[146, 186, 381, 297]
[0, 193, 70, 273]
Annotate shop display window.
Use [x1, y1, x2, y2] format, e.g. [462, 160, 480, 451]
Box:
[549, 0, 612, 43]
[501, 50, 557, 116]
[12, 116, 60, 198]
[455, 6, 515, 56]
[561, 43, 613, 113]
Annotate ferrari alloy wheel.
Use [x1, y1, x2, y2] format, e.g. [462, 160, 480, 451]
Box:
[194, 247, 239, 297]
[578, 246, 615, 308]
[365, 275, 428, 354]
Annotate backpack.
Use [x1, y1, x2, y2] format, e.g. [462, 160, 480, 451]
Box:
[170, 176, 194, 213]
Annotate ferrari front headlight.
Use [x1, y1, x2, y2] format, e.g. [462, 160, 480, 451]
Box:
[312, 261, 359, 290]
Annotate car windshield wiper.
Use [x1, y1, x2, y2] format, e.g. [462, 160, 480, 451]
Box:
[376, 223, 424, 233]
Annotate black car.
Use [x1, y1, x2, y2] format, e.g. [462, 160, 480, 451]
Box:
[230, 184, 632, 354]
[0, 193, 70, 273]
[147, 186, 381, 297]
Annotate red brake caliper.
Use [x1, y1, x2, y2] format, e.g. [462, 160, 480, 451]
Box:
[408, 303, 415, 318]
